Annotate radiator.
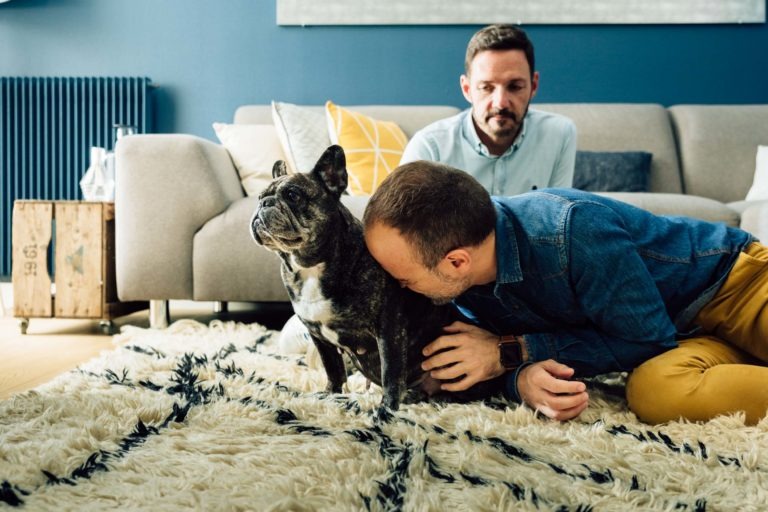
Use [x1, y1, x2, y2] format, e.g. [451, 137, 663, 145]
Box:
[0, 76, 153, 276]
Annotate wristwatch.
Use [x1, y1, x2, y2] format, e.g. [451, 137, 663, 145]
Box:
[498, 335, 528, 370]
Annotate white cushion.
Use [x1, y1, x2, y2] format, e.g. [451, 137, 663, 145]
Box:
[746, 145, 768, 201]
[213, 123, 286, 196]
[271, 101, 331, 173]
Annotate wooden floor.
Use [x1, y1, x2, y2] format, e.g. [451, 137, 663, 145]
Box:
[0, 285, 292, 399]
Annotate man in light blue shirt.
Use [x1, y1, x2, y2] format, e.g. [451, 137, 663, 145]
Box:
[401, 25, 576, 196]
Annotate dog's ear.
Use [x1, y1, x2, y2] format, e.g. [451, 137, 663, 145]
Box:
[312, 145, 347, 199]
[272, 160, 289, 179]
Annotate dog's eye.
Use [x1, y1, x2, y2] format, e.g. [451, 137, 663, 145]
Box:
[285, 189, 301, 203]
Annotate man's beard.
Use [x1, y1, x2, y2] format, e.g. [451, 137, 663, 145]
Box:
[426, 271, 472, 305]
[483, 105, 527, 139]
[429, 295, 455, 306]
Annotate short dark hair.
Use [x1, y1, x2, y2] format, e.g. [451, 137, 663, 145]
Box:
[465, 24, 535, 77]
[363, 161, 496, 269]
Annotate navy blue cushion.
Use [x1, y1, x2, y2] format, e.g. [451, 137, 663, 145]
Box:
[573, 151, 652, 192]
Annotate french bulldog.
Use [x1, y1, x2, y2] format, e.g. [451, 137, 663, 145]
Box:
[250, 145, 501, 412]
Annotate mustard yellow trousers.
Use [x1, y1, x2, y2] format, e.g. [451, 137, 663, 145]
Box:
[626, 242, 768, 425]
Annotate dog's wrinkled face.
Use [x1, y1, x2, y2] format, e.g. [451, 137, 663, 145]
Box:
[250, 145, 348, 256]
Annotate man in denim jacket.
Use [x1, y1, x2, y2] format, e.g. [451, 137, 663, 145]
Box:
[364, 161, 768, 425]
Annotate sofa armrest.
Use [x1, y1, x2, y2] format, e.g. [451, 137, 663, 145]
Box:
[115, 134, 244, 301]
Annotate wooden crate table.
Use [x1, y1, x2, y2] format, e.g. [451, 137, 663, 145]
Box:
[12, 200, 147, 334]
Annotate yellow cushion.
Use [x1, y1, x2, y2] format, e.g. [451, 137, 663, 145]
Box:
[325, 101, 408, 196]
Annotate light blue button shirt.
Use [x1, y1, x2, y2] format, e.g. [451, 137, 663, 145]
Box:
[401, 108, 577, 196]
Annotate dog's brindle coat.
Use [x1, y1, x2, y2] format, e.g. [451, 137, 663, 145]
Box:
[251, 145, 499, 411]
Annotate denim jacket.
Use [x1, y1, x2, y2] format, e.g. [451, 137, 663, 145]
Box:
[453, 189, 753, 401]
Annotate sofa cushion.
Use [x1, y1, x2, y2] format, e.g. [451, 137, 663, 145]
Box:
[271, 101, 331, 173]
[574, 150, 652, 192]
[536, 103, 682, 194]
[212, 123, 286, 196]
[325, 101, 408, 195]
[600, 192, 741, 226]
[669, 105, 768, 203]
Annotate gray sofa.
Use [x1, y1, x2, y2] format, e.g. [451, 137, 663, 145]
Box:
[115, 103, 768, 327]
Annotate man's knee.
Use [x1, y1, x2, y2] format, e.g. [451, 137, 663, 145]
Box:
[626, 338, 736, 424]
[625, 357, 693, 424]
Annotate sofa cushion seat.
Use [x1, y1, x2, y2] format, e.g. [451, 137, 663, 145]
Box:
[599, 192, 741, 226]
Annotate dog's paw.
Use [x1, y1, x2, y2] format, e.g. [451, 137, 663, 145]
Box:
[324, 382, 343, 394]
[402, 387, 428, 405]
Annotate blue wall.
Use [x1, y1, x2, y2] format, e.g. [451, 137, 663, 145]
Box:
[2, 0, 767, 139]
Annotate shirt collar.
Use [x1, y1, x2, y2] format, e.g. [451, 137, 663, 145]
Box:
[461, 109, 530, 158]
[491, 198, 523, 290]
[454, 197, 523, 306]
[456, 198, 523, 303]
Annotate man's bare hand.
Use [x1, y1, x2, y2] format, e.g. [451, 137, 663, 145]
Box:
[421, 321, 505, 392]
[517, 360, 588, 420]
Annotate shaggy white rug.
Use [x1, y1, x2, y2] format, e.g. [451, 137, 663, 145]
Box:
[2, 320, 767, 511]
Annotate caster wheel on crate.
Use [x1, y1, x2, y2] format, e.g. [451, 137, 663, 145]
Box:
[19, 318, 29, 335]
[99, 320, 113, 336]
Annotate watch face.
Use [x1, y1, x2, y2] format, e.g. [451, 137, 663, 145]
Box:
[500, 341, 523, 369]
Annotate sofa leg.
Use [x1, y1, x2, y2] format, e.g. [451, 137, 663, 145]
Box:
[213, 301, 228, 314]
[149, 300, 170, 329]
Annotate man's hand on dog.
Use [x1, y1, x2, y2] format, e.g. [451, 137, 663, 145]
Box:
[422, 321, 589, 421]
[421, 321, 505, 391]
